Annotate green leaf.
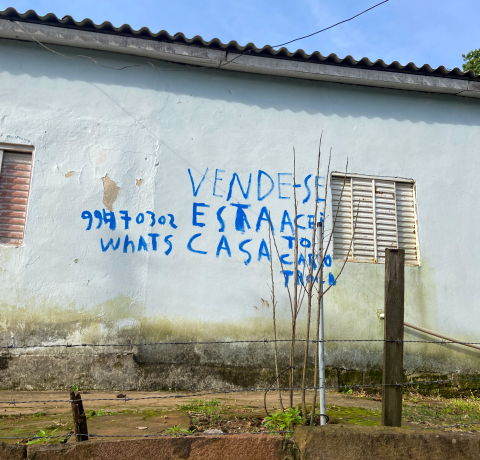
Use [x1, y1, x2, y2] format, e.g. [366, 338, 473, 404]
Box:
[462, 49, 480, 74]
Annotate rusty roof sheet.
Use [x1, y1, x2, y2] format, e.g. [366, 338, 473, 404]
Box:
[0, 6, 478, 81]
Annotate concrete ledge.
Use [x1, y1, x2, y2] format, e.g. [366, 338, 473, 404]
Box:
[8, 427, 480, 459]
[25, 435, 286, 460]
[0, 19, 477, 98]
[0, 442, 26, 460]
[294, 425, 480, 460]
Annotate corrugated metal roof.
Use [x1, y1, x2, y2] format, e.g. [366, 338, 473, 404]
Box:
[0, 6, 478, 81]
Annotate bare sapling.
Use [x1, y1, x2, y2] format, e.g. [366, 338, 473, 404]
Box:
[309, 160, 360, 426]
[267, 140, 358, 420]
[289, 147, 300, 408]
[300, 136, 322, 421]
[268, 215, 284, 411]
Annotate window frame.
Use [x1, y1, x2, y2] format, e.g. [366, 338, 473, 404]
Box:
[330, 172, 420, 266]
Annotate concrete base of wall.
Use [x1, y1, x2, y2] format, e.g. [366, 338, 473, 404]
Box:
[3, 426, 480, 460]
[2, 351, 478, 395]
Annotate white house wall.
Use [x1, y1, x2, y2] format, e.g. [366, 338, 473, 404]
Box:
[0, 38, 479, 389]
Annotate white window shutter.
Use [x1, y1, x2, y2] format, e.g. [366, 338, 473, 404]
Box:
[395, 182, 418, 265]
[331, 176, 353, 260]
[375, 180, 397, 263]
[351, 177, 375, 262]
[331, 173, 419, 266]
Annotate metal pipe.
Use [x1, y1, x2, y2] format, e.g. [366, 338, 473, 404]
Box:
[404, 321, 480, 351]
[318, 221, 327, 425]
[379, 314, 480, 351]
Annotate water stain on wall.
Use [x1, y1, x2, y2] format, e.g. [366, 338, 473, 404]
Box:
[101, 174, 120, 211]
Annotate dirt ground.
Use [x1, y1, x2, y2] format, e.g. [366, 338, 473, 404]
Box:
[1, 389, 478, 444]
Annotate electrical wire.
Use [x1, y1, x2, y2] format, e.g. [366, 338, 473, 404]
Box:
[13, 1, 391, 72]
[272, 0, 390, 48]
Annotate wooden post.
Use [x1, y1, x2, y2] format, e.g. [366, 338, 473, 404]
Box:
[70, 391, 88, 441]
[382, 248, 405, 427]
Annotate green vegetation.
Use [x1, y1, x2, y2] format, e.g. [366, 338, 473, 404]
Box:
[327, 405, 381, 427]
[340, 386, 353, 395]
[70, 384, 80, 392]
[402, 393, 480, 427]
[25, 428, 59, 445]
[165, 424, 194, 436]
[263, 408, 304, 431]
[463, 49, 480, 74]
[178, 399, 220, 412]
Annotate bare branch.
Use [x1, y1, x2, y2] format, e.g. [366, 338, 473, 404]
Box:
[268, 218, 284, 411]
[318, 153, 346, 269]
[291, 146, 299, 407]
[269, 212, 294, 318]
[301, 133, 322, 420]
[318, 200, 360, 299]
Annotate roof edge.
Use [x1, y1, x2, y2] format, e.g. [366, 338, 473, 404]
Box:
[0, 18, 479, 98]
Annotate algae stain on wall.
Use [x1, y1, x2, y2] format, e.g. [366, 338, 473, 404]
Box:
[405, 257, 438, 330]
[0, 295, 145, 345]
[0, 292, 297, 346]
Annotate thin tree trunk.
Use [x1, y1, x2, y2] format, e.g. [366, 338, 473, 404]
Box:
[291, 147, 299, 408]
[310, 227, 324, 426]
[301, 136, 322, 421]
[268, 218, 284, 411]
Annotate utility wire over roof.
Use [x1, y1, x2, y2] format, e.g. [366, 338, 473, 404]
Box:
[0, 6, 478, 82]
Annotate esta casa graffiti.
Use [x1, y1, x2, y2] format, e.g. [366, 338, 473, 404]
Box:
[80, 168, 337, 287]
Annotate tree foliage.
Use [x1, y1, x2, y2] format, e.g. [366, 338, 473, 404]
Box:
[462, 49, 480, 75]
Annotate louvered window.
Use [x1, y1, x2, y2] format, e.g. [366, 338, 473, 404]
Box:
[331, 173, 419, 266]
[0, 146, 33, 246]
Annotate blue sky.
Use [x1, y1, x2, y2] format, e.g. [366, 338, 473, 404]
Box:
[1, 0, 478, 71]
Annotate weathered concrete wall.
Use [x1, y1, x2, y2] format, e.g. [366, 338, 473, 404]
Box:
[0, 37, 479, 388]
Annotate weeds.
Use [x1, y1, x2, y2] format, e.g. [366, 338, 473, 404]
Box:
[263, 408, 304, 431]
[340, 386, 353, 396]
[165, 424, 194, 436]
[25, 428, 59, 445]
[179, 399, 220, 412]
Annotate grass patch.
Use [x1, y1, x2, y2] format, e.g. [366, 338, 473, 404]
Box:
[178, 399, 220, 412]
[327, 405, 382, 426]
[403, 398, 480, 427]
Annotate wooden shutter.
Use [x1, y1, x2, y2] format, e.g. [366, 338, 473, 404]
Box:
[0, 150, 33, 246]
[332, 173, 419, 266]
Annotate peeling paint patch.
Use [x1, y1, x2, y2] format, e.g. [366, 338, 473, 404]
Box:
[65, 171, 75, 178]
[136, 179, 144, 186]
[102, 174, 120, 211]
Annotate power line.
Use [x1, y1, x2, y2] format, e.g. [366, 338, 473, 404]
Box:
[272, 0, 390, 48]
[15, 1, 391, 73]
